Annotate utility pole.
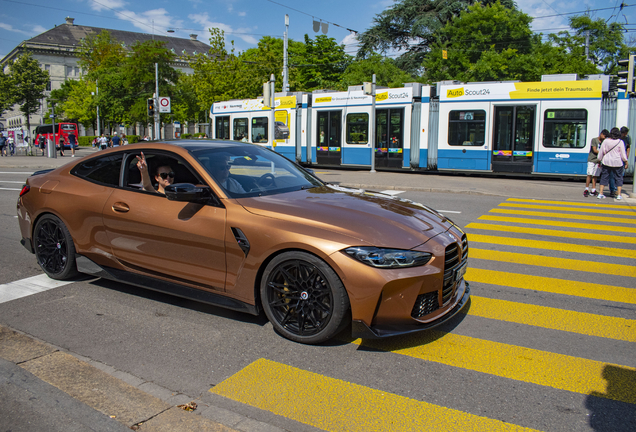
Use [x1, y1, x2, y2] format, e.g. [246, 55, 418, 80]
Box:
[48, 102, 57, 158]
[283, 14, 289, 93]
[270, 74, 275, 147]
[154, 63, 160, 140]
[364, 74, 377, 173]
[95, 80, 101, 137]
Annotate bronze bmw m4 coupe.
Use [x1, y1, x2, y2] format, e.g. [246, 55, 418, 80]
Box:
[17, 140, 469, 344]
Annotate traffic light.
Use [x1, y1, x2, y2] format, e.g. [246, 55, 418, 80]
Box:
[147, 98, 155, 116]
[617, 54, 635, 93]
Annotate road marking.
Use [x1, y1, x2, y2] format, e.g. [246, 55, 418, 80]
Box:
[489, 209, 636, 225]
[0, 187, 20, 191]
[465, 268, 636, 304]
[436, 209, 462, 214]
[465, 222, 636, 244]
[0, 274, 72, 304]
[499, 202, 634, 216]
[210, 358, 539, 432]
[354, 332, 636, 405]
[0, 172, 34, 174]
[479, 215, 636, 234]
[470, 248, 636, 277]
[0, 181, 27, 183]
[467, 233, 636, 259]
[507, 198, 628, 209]
[466, 296, 636, 342]
[380, 190, 404, 195]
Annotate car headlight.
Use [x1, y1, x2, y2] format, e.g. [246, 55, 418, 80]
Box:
[344, 247, 432, 269]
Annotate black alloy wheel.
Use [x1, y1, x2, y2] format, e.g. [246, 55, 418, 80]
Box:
[261, 251, 349, 344]
[34, 214, 78, 280]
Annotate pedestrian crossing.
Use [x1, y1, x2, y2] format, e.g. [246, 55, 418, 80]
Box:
[209, 197, 636, 431]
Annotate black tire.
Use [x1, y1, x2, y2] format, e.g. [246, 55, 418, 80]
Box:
[33, 214, 78, 280]
[260, 251, 349, 344]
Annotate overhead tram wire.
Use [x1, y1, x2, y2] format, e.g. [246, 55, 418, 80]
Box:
[262, 0, 359, 34]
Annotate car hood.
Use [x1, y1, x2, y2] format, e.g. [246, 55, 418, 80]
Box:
[237, 185, 451, 249]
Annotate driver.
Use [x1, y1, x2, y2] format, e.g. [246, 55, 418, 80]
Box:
[209, 155, 246, 194]
[136, 152, 175, 194]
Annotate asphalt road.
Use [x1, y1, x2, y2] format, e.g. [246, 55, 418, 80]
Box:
[0, 153, 634, 432]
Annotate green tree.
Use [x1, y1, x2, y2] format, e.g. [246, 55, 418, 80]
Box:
[296, 34, 352, 91]
[9, 51, 49, 153]
[241, 36, 305, 93]
[0, 70, 15, 118]
[357, 0, 517, 75]
[55, 79, 97, 128]
[422, 2, 541, 82]
[338, 54, 415, 89]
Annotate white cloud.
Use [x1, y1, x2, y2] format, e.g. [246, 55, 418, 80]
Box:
[0, 23, 34, 36]
[340, 33, 359, 56]
[238, 12, 246, 17]
[188, 12, 258, 45]
[115, 8, 183, 35]
[89, 0, 127, 12]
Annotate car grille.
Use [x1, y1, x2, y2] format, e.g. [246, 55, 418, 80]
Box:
[411, 291, 439, 318]
[411, 234, 468, 319]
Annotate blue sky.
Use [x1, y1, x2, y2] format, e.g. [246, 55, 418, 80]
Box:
[0, 0, 634, 59]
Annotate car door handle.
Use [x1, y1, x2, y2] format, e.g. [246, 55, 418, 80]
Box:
[112, 202, 130, 213]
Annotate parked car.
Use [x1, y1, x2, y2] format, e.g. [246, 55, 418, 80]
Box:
[275, 121, 290, 140]
[17, 140, 469, 344]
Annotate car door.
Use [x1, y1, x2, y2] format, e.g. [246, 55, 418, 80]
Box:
[102, 152, 227, 291]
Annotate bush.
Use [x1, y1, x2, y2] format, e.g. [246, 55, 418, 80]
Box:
[181, 133, 193, 139]
[78, 136, 96, 146]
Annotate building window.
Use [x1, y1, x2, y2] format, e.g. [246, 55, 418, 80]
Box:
[75, 67, 80, 76]
[46, 81, 51, 91]
[448, 110, 486, 146]
[66, 66, 74, 77]
[346, 113, 369, 144]
[542, 109, 587, 148]
[44, 64, 50, 72]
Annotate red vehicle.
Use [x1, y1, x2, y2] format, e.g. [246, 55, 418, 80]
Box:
[34, 123, 79, 150]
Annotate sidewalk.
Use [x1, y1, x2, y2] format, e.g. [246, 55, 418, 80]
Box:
[2, 146, 634, 202]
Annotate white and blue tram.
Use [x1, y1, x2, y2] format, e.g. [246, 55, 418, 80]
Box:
[209, 76, 635, 177]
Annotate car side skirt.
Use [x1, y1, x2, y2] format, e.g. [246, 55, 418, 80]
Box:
[75, 256, 259, 315]
[351, 281, 470, 339]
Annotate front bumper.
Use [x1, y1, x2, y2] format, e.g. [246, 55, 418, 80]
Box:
[351, 281, 470, 339]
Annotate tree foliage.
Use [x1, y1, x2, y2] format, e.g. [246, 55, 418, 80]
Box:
[339, 53, 415, 90]
[356, 0, 517, 74]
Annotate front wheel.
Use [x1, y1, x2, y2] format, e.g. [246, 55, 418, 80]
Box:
[261, 252, 349, 344]
[33, 214, 78, 280]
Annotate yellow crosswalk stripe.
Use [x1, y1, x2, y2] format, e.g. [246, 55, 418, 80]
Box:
[466, 296, 636, 342]
[354, 333, 636, 405]
[490, 208, 636, 225]
[467, 233, 636, 259]
[465, 223, 636, 244]
[499, 202, 634, 215]
[465, 268, 636, 304]
[507, 198, 629, 209]
[478, 215, 636, 233]
[470, 248, 636, 277]
[210, 358, 541, 432]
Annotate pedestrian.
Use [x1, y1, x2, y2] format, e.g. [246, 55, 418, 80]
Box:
[38, 134, 46, 156]
[584, 129, 607, 196]
[620, 126, 631, 198]
[122, 134, 128, 145]
[597, 127, 628, 200]
[111, 132, 121, 147]
[68, 131, 77, 157]
[0, 132, 6, 157]
[7, 136, 14, 156]
[99, 133, 108, 150]
[58, 134, 64, 157]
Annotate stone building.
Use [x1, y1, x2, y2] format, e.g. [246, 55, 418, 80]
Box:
[0, 17, 210, 141]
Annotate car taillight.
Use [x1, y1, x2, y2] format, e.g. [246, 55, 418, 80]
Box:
[19, 185, 30, 197]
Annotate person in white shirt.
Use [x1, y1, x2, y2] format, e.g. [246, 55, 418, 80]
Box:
[209, 155, 246, 194]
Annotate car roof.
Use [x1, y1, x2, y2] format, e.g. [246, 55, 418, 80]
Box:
[150, 139, 255, 152]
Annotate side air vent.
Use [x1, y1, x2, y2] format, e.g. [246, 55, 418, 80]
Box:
[231, 228, 250, 256]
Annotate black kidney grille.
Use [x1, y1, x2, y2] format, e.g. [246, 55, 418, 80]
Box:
[443, 242, 461, 304]
[411, 291, 439, 318]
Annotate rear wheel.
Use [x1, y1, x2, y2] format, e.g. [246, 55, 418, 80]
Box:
[261, 252, 349, 344]
[33, 214, 78, 280]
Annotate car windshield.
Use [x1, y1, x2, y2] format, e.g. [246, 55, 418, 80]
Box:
[191, 144, 323, 198]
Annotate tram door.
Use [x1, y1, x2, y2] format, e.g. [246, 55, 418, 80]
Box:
[492, 106, 535, 173]
[215, 116, 230, 139]
[376, 109, 404, 168]
[316, 111, 342, 165]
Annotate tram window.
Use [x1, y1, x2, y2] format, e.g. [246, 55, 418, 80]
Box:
[216, 116, 230, 139]
[448, 110, 486, 146]
[346, 113, 369, 144]
[543, 109, 587, 148]
[233, 118, 248, 141]
[252, 117, 269, 143]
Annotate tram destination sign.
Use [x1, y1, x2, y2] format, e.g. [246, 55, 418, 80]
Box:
[441, 80, 603, 102]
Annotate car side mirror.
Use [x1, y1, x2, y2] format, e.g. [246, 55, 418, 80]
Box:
[165, 183, 215, 204]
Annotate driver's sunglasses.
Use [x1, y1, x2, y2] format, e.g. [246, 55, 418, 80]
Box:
[158, 172, 175, 180]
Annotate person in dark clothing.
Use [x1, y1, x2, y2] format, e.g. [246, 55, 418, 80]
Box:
[68, 132, 77, 157]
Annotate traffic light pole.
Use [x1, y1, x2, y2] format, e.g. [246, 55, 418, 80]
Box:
[154, 63, 160, 140]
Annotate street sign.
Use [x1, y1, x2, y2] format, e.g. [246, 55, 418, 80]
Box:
[159, 96, 171, 113]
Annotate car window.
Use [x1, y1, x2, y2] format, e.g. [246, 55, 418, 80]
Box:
[124, 152, 205, 192]
[71, 154, 124, 186]
[192, 145, 323, 198]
